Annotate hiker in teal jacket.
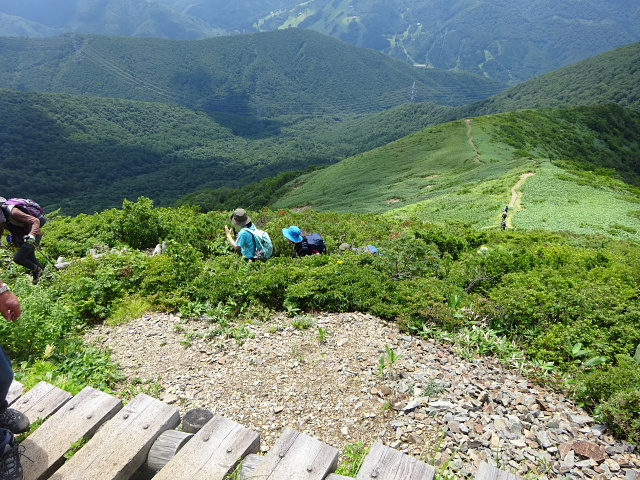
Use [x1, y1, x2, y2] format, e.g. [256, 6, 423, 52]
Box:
[225, 208, 257, 260]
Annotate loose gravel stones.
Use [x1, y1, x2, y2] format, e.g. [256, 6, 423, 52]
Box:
[84, 312, 639, 479]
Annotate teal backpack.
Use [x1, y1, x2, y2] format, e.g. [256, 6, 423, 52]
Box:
[245, 227, 274, 260]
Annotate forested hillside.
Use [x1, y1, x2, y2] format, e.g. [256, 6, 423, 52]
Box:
[0, 88, 347, 214]
[0, 29, 503, 117]
[2, 39, 640, 216]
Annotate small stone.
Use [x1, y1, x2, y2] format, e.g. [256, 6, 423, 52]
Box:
[570, 415, 594, 425]
[604, 459, 622, 472]
[573, 440, 606, 463]
[379, 385, 393, 396]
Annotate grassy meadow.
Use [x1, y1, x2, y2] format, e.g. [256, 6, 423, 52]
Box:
[515, 162, 640, 240]
[274, 110, 640, 241]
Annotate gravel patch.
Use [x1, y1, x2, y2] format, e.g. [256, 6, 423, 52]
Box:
[84, 311, 639, 479]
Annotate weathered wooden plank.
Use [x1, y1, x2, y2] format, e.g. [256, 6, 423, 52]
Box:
[7, 380, 24, 405]
[49, 393, 180, 480]
[355, 441, 436, 480]
[475, 462, 523, 480]
[21, 386, 123, 480]
[154, 414, 260, 480]
[10, 381, 73, 423]
[247, 427, 338, 480]
[241, 453, 353, 480]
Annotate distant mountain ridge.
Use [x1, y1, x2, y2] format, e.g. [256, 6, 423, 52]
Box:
[0, 29, 504, 119]
[0, 0, 222, 39]
[1, 0, 638, 84]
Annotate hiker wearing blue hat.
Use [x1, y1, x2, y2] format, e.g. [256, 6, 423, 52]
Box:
[282, 225, 326, 258]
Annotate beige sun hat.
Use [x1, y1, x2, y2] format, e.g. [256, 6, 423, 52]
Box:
[230, 208, 251, 227]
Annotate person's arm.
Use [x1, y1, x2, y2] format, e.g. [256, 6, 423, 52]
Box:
[225, 225, 241, 251]
[9, 209, 42, 238]
[0, 281, 21, 321]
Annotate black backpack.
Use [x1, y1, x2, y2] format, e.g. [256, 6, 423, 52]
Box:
[298, 233, 326, 256]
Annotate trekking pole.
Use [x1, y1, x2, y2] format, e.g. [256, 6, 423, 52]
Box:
[36, 246, 56, 267]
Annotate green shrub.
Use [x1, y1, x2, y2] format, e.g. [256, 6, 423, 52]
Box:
[575, 354, 640, 407]
[106, 296, 154, 326]
[599, 390, 640, 443]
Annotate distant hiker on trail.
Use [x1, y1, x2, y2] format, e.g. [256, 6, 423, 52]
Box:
[0, 197, 47, 285]
[502, 211, 508, 220]
[0, 277, 29, 479]
[225, 208, 273, 261]
[282, 226, 327, 258]
[501, 221, 507, 230]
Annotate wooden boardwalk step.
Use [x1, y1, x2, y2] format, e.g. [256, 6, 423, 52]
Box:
[355, 441, 436, 480]
[242, 427, 338, 480]
[49, 393, 180, 480]
[475, 461, 523, 480]
[153, 414, 260, 480]
[11, 381, 73, 424]
[21, 386, 123, 480]
[242, 453, 353, 480]
[7, 381, 525, 480]
[7, 380, 24, 405]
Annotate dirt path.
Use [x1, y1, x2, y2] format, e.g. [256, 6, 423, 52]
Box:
[506, 172, 535, 227]
[465, 118, 483, 163]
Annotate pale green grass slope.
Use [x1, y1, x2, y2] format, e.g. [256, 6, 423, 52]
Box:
[274, 114, 640, 240]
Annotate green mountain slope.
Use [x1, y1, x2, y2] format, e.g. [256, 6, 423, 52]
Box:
[463, 42, 640, 115]
[0, 29, 504, 118]
[2, 36, 638, 218]
[154, 42, 640, 214]
[1, 87, 461, 215]
[0, 88, 362, 214]
[272, 105, 640, 240]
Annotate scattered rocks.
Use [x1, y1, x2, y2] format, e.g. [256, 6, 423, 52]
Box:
[84, 312, 639, 479]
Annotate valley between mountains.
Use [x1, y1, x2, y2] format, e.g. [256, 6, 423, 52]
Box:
[85, 312, 640, 479]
